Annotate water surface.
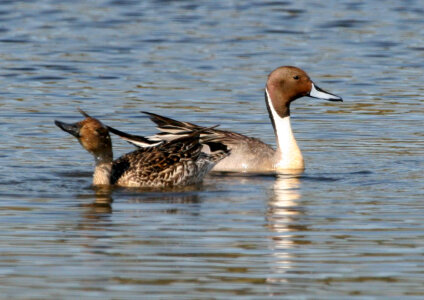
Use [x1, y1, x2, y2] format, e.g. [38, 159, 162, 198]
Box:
[0, 0, 423, 298]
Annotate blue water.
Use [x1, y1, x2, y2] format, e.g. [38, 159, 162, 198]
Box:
[0, 0, 423, 298]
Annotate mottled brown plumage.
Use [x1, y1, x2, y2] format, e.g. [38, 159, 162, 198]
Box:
[55, 110, 229, 188]
[110, 132, 225, 188]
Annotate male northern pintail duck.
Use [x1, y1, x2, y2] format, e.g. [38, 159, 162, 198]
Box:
[54, 110, 229, 187]
[110, 66, 342, 173]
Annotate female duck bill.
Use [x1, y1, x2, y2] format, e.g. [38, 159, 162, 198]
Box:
[54, 120, 81, 138]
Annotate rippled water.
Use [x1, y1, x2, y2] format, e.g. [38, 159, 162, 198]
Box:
[1, 0, 423, 298]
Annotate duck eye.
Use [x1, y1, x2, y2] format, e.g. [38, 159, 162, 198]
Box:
[293, 75, 300, 80]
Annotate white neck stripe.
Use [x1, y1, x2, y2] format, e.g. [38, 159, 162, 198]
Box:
[266, 88, 290, 143]
[265, 88, 303, 169]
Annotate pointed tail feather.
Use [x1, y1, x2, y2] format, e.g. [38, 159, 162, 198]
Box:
[107, 125, 162, 148]
[142, 111, 202, 132]
[107, 114, 230, 164]
[78, 108, 91, 118]
[109, 112, 233, 157]
[142, 111, 227, 144]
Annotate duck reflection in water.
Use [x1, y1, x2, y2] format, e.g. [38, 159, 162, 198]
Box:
[81, 178, 203, 216]
[266, 174, 303, 283]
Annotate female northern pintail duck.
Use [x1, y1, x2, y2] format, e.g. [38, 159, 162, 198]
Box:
[110, 66, 342, 173]
[54, 110, 229, 187]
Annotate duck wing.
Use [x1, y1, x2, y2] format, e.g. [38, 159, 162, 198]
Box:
[111, 131, 229, 187]
[142, 111, 263, 150]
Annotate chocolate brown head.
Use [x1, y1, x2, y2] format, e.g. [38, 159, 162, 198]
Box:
[265, 66, 342, 118]
[55, 110, 113, 162]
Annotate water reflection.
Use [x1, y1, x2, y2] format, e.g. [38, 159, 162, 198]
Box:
[75, 184, 112, 207]
[81, 184, 203, 217]
[266, 174, 302, 282]
[76, 188, 113, 225]
[128, 192, 201, 204]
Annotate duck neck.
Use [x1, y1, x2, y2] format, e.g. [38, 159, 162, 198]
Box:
[92, 154, 113, 186]
[265, 89, 304, 171]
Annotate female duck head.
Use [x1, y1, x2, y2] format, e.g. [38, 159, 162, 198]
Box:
[54, 111, 113, 163]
